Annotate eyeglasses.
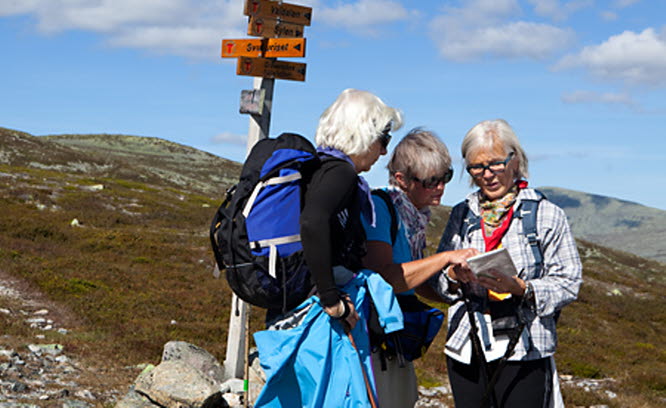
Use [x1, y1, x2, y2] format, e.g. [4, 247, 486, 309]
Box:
[378, 123, 392, 149]
[411, 168, 454, 189]
[466, 151, 515, 178]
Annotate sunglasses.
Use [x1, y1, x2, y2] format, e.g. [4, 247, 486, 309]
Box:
[378, 123, 392, 149]
[411, 168, 454, 189]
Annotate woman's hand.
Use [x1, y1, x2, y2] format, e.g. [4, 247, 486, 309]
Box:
[323, 294, 359, 333]
[446, 248, 480, 284]
[477, 270, 527, 296]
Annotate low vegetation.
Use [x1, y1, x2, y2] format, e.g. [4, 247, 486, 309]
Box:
[1, 129, 664, 407]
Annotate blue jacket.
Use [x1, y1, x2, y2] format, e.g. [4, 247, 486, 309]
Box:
[254, 269, 403, 407]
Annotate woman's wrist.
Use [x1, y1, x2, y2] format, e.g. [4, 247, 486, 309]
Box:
[328, 298, 350, 319]
[444, 267, 460, 292]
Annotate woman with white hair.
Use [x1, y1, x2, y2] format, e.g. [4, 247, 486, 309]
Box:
[362, 128, 479, 408]
[255, 89, 404, 408]
[434, 119, 582, 407]
[299, 88, 404, 327]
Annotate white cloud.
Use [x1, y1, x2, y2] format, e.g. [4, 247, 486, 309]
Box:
[430, 0, 574, 61]
[317, 0, 414, 35]
[211, 132, 247, 146]
[0, 0, 244, 60]
[429, 0, 575, 61]
[527, 0, 592, 22]
[561, 90, 635, 106]
[554, 28, 666, 86]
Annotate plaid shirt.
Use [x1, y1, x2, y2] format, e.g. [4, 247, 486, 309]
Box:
[433, 188, 582, 361]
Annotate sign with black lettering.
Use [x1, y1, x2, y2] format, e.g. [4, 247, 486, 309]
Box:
[244, 0, 312, 26]
[237, 57, 306, 82]
[222, 38, 306, 58]
[247, 16, 304, 38]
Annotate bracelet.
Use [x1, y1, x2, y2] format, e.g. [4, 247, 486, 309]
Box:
[523, 282, 535, 302]
[444, 268, 457, 284]
[332, 298, 350, 320]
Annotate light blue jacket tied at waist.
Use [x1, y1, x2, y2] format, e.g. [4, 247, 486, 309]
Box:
[254, 268, 404, 408]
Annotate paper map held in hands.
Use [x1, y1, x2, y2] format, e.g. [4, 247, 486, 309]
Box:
[467, 248, 518, 278]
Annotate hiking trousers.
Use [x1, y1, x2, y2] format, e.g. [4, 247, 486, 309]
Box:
[447, 355, 552, 408]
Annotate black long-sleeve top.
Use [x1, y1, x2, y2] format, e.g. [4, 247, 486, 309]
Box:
[300, 158, 366, 307]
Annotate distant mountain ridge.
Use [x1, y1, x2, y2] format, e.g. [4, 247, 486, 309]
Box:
[539, 187, 666, 263]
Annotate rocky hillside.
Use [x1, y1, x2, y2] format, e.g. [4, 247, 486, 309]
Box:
[1, 127, 240, 197]
[1, 127, 664, 407]
[540, 187, 666, 263]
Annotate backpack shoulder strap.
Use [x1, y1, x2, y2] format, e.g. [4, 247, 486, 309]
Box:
[371, 189, 398, 245]
[513, 190, 546, 272]
[459, 202, 482, 239]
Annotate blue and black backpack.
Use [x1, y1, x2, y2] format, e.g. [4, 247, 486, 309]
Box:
[210, 133, 321, 312]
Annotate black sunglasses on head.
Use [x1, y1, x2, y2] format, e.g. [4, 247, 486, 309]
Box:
[411, 167, 454, 189]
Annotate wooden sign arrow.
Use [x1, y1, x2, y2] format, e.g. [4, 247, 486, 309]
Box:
[264, 38, 306, 58]
[222, 38, 306, 58]
[237, 57, 306, 82]
[244, 0, 312, 26]
[247, 16, 304, 38]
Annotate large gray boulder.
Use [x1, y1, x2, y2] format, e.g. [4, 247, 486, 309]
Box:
[114, 341, 265, 408]
[134, 361, 227, 408]
[162, 341, 226, 384]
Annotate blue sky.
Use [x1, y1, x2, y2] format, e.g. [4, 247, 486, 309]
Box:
[1, 0, 665, 210]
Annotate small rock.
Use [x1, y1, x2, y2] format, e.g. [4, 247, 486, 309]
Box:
[62, 399, 94, 408]
[220, 378, 245, 394]
[75, 389, 96, 400]
[605, 390, 617, 399]
[0, 308, 11, 315]
[81, 184, 104, 192]
[223, 392, 242, 407]
[33, 309, 49, 315]
[70, 218, 81, 227]
[11, 381, 28, 392]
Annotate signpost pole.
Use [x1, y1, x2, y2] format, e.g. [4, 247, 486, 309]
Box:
[222, 0, 310, 390]
[247, 76, 275, 148]
[224, 75, 275, 381]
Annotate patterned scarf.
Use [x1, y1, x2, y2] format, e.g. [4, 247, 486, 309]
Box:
[480, 184, 519, 237]
[386, 186, 431, 260]
[316, 146, 376, 227]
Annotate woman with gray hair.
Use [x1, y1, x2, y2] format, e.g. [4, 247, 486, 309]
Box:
[434, 119, 582, 407]
[362, 128, 478, 408]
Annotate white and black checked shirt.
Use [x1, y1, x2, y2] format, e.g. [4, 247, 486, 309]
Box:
[433, 188, 582, 361]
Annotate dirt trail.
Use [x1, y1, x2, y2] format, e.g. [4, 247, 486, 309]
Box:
[0, 269, 130, 407]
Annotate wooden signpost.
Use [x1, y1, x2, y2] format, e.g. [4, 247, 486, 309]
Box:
[220, 0, 312, 392]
